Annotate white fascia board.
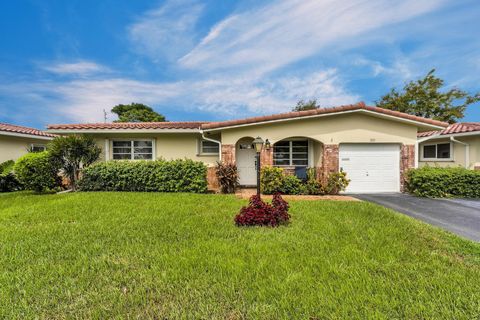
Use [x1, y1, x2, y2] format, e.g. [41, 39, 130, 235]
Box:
[47, 128, 201, 134]
[0, 131, 55, 140]
[203, 109, 446, 132]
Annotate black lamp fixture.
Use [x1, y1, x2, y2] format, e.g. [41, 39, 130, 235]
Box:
[265, 139, 271, 150]
[252, 136, 264, 195]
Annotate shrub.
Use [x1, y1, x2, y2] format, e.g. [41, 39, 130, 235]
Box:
[48, 135, 101, 191]
[235, 194, 290, 227]
[14, 152, 60, 193]
[78, 159, 208, 193]
[0, 160, 15, 173]
[280, 175, 307, 195]
[260, 167, 284, 194]
[215, 162, 239, 193]
[323, 169, 350, 195]
[0, 160, 22, 192]
[305, 168, 322, 195]
[406, 166, 480, 198]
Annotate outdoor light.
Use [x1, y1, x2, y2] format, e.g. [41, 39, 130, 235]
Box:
[252, 136, 264, 153]
[252, 136, 264, 196]
[264, 139, 271, 150]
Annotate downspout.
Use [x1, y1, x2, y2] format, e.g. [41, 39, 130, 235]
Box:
[200, 129, 222, 162]
[450, 136, 470, 169]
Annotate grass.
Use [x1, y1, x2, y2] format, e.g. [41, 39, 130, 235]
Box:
[0, 192, 479, 319]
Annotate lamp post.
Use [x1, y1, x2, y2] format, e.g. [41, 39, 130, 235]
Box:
[252, 136, 264, 196]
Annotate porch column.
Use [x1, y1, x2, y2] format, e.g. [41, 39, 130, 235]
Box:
[400, 144, 415, 192]
[321, 144, 339, 183]
[221, 144, 235, 164]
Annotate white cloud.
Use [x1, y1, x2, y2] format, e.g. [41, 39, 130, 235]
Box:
[0, 69, 357, 123]
[353, 57, 414, 80]
[42, 61, 108, 75]
[2, 0, 455, 125]
[179, 0, 444, 74]
[127, 0, 204, 62]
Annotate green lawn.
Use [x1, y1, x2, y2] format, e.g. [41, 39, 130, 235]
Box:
[0, 192, 479, 319]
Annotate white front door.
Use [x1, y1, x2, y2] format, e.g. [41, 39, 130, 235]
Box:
[339, 144, 400, 193]
[236, 144, 257, 186]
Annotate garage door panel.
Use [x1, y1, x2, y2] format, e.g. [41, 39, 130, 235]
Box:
[339, 144, 400, 193]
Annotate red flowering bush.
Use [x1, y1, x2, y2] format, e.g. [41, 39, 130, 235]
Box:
[234, 193, 290, 227]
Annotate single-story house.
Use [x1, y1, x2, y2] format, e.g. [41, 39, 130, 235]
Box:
[0, 123, 56, 163]
[418, 122, 480, 170]
[47, 102, 448, 193]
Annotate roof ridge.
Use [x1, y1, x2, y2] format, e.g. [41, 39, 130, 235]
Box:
[201, 102, 448, 130]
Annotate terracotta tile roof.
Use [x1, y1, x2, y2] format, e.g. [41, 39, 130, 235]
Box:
[0, 123, 57, 138]
[201, 102, 449, 130]
[47, 121, 207, 130]
[418, 122, 480, 138]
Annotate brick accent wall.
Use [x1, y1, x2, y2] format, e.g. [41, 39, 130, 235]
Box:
[221, 144, 235, 164]
[206, 166, 219, 192]
[260, 147, 273, 167]
[400, 144, 415, 192]
[321, 144, 339, 183]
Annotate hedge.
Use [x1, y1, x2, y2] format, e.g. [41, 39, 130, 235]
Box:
[78, 159, 208, 193]
[406, 166, 480, 198]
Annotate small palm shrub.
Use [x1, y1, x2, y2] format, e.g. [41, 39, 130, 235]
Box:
[215, 162, 239, 193]
[305, 168, 322, 195]
[0, 160, 15, 173]
[0, 160, 22, 192]
[14, 152, 61, 193]
[235, 194, 290, 227]
[48, 135, 101, 191]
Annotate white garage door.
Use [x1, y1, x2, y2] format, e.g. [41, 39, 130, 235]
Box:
[339, 144, 400, 193]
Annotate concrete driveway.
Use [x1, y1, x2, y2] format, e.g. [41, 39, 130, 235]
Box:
[353, 193, 480, 242]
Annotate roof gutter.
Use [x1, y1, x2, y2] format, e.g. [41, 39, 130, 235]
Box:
[200, 129, 222, 162]
[450, 136, 470, 169]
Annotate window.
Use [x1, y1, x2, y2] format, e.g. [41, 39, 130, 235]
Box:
[273, 140, 308, 166]
[422, 143, 451, 160]
[30, 144, 46, 152]
[200, 140, 219, 154]
[112, 140, 153, 160]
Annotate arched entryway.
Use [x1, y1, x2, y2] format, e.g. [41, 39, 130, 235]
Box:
[235, 137, 257, 186]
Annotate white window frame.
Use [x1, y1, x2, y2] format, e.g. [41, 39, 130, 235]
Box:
[420, 142, 453, 161]
[198, 139, 220, 155]
[111, 139, 155, 160]
[273, 139, 309, 167]
[30, 144, 46, 152]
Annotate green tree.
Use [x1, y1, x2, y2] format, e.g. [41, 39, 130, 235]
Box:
[292, 99, 320, 111]
[376, 69, 480, 123]
[48, 135, 101, 191]
[111, 103, 166, 122]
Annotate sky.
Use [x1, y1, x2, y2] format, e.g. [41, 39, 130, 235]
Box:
[0, 0, 479, 129]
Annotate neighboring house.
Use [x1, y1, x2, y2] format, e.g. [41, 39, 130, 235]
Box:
[47, 102, 447, 193]
[0, 123, 56, 163]
[418, 122, 480, 170]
